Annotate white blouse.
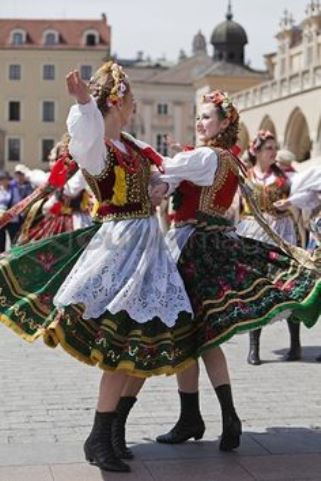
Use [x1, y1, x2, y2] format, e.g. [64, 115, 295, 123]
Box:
[160, 147, 218, 190]
[67, 97, 107, 175]
[289, 166, 321, 209]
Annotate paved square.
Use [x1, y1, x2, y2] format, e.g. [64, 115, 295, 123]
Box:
[0, 319, 320, 480]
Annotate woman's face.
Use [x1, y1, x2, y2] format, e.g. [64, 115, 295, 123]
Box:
[257, 138, 277, 166]
[196, 103, 229, 143]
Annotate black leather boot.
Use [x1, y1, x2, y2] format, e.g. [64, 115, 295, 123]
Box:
[283, 320, 301, 361]
[112, 396, 136, 460]
[247, 329, 262, 365]
[215, 384, 242, 452]
[156, 391, 205, 444]
[84, 411, 130, 472]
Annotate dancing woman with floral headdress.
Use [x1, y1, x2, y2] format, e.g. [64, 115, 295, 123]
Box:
[117, 92, 321, 456]
[0, 61, 196, 473]
[236, 131, 321, 365]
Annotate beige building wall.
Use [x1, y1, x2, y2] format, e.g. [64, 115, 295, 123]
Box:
[132, 82, 195, 149]
[0, 17, 111, 172]
[0, 49, 106, 171]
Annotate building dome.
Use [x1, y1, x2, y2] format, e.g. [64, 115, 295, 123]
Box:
[211, 16, 247, 46]
[210, 1, 248, 64]
[192, 30, 207, 55]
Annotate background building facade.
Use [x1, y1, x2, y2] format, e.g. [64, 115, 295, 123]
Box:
[233, 1, 321, 161]
[0, 16, 110, 171]
[126, 4, 267, 152]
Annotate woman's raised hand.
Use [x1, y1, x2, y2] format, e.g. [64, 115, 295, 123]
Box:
[66, 70, 91, 105]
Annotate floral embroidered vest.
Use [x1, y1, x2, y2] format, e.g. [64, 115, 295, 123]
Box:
[172, 148, 239, 225]
[242, 168, 291, 218]
[82, 137, 154, 222]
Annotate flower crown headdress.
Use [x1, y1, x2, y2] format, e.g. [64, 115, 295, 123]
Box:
[249, 130, 275, 156]
[89, 62, 129, 108]
[202, 90, 239, 124]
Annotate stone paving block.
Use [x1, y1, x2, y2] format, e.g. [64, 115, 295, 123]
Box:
[0, 319, 321, 481]
[132, 435, 269, 460]
[144, 457, 254, 481]
[238, 453, 321, 480]
[0, 443, 82, 467]
[50, 461, 153, 481]
[0, 465, 53, 481]
[251, 427, 321, 454]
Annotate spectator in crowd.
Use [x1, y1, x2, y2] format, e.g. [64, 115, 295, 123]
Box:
[14, 164, 34, 199]
[0, 170, 21, 252]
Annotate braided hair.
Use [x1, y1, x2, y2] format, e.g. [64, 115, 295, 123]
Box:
[88, 61, 130, 117]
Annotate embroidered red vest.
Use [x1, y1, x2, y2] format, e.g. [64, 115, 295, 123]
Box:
[241, 169, 291, 218]
[82, 137, 154, 221]
[172, 148, 239, 224]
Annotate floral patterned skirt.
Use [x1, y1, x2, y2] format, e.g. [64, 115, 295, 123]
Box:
[0, 223, 195, 378]
[176, 214, 321, 356]
[1, 215, 320, 377]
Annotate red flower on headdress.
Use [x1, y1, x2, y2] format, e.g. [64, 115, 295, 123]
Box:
[275, 176, 286, 188]
[206, 91, 226, 105]
[203, 90, 239, 124]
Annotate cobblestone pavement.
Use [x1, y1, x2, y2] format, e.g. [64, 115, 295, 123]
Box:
[0, 319, 320, 481]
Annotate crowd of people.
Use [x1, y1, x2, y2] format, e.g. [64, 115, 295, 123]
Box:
[0, 61, 320, 474]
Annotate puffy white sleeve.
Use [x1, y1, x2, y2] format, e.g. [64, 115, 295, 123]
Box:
[159, 147, 218, 190]
[67, 97, 107, 175]
[63, 170, 88, 197]
[289, 166, 321, 209]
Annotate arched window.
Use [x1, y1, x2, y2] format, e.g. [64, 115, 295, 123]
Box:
[83, 30, 99, 46]
[87, 34, 96, 46]
[10, 30, 26, 45]
[43, 30, 59, 45]
[284, 107, 311, 161]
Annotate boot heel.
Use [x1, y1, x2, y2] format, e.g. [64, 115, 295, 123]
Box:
[194, 428, 205, 440]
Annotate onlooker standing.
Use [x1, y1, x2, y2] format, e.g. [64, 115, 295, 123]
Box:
[14, 164, 34, 199]
[0, 171, 21, 252]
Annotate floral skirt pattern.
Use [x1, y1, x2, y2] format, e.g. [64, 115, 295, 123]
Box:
[0, 224, 195, 377]
[0, 214, 320, 377]
[177, 214, 321, 356]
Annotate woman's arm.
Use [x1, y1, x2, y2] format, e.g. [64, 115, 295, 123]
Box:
[149, 148, 218, 206]
[274, 166, 321, 211]
[159, 147, 218, 187]
[66, 71, 107, 176]
[63, 170, 88, 197]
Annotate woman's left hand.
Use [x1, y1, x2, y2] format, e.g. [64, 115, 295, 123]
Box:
[273, 199, 292, 211]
